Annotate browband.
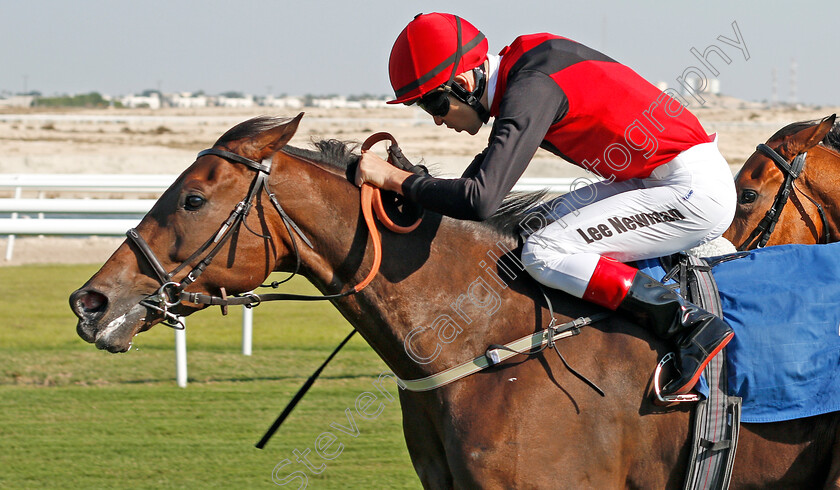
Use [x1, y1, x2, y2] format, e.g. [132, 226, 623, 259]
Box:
[198, 148, 272, 173]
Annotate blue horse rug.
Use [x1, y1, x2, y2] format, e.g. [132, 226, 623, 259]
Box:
[637, 242, 840, 423]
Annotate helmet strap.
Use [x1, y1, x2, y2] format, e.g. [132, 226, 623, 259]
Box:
[447, 65, 490, 124]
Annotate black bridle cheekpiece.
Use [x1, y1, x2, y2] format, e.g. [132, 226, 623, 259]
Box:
[737, 144, 829, 250]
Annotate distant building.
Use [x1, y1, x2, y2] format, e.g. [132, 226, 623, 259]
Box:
[121, 93, 161, 109]
[216, 95, 255, 108]
[0, 95, 35, 107]
[311, 96, 349, 109]
[681, 76, 721, 96]
[262, 95, 304, 109]
[361, 99, 390, 108]
[168, 92, 208, 108]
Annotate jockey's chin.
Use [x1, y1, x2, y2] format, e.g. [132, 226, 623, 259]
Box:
[445, 117, 483, 135]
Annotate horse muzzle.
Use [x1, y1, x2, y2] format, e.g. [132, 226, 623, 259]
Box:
[70, 287, 151, 353]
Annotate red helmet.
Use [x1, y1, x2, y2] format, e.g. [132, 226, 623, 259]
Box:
[387, 13, 488, 104]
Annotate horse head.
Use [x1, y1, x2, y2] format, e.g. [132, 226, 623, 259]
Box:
[69, 114, 306, 352]
[723, 114, 839, 249]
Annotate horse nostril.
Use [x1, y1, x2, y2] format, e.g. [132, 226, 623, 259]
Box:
[70, 289, 109, 318]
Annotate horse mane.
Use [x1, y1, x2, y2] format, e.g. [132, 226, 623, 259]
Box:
[284, 138, 361, 171]
[823, 122, 840, 153]
[767, 117, 840, 153]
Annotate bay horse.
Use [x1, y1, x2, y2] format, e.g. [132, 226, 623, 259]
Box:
[723, 114, 840, 250]
[70, 114, 840, 488]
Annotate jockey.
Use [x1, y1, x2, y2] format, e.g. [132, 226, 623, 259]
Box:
[355, 12, 737, 398]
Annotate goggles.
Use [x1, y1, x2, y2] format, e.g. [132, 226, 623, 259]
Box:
[417, 90, 451, 118]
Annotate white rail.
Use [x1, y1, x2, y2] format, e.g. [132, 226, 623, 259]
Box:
[0, 198, 155, 213]
[0, 219, 139, 235]
[0, 174, 174, 192]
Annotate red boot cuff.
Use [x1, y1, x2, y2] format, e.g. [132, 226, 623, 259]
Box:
[583, 257, 638, 311]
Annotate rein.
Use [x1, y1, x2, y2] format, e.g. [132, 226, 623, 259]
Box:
[737, 143, 830, 250]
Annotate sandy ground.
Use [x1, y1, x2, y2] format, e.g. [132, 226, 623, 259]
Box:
[2, 97, 838, 266]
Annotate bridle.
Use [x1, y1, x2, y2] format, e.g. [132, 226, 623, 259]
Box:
[126, 147, 341, 328]
[127, 134, 423, 329]
[737, 143, 830, 250]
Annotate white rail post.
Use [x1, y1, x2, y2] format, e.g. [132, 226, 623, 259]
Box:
[5, 186, 21, 261]
[242, 304, 253, 356]
[37, 191, 45, 222]
[175, 318, 187, 387]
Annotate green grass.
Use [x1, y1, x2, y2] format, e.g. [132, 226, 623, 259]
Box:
[0, 264, 421, 488]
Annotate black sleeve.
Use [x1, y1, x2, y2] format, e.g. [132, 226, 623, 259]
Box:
[460, 147, 490, 179]
[401, 71, 568, 221]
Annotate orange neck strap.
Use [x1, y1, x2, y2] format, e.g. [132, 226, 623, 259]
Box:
[353, 133, 423, 292]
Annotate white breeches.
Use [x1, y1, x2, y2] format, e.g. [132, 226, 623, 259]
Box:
[521, 138, 736, 298]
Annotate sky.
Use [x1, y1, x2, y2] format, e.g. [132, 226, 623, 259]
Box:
[1, 0, 838, 105]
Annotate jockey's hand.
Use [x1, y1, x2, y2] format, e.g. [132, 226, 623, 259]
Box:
[355, 150, 411, 193]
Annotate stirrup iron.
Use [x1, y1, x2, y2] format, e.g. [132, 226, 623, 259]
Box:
[654, 352, 700, 403]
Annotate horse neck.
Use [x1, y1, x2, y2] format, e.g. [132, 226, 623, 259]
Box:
[272, 155, 557, 381]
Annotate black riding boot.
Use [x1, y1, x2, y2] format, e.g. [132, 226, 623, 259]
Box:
[617, 272, 734, 396]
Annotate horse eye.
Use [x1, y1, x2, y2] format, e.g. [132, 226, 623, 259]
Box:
[739, 190, 757, 205]
[184, 194, 206, 211]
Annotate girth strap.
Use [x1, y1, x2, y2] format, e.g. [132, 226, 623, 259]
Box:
[664, 254, 742, 490]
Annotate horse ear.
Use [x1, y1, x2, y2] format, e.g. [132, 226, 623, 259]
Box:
[246, 112, 305, 160]
[785, 114, 836, 156]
